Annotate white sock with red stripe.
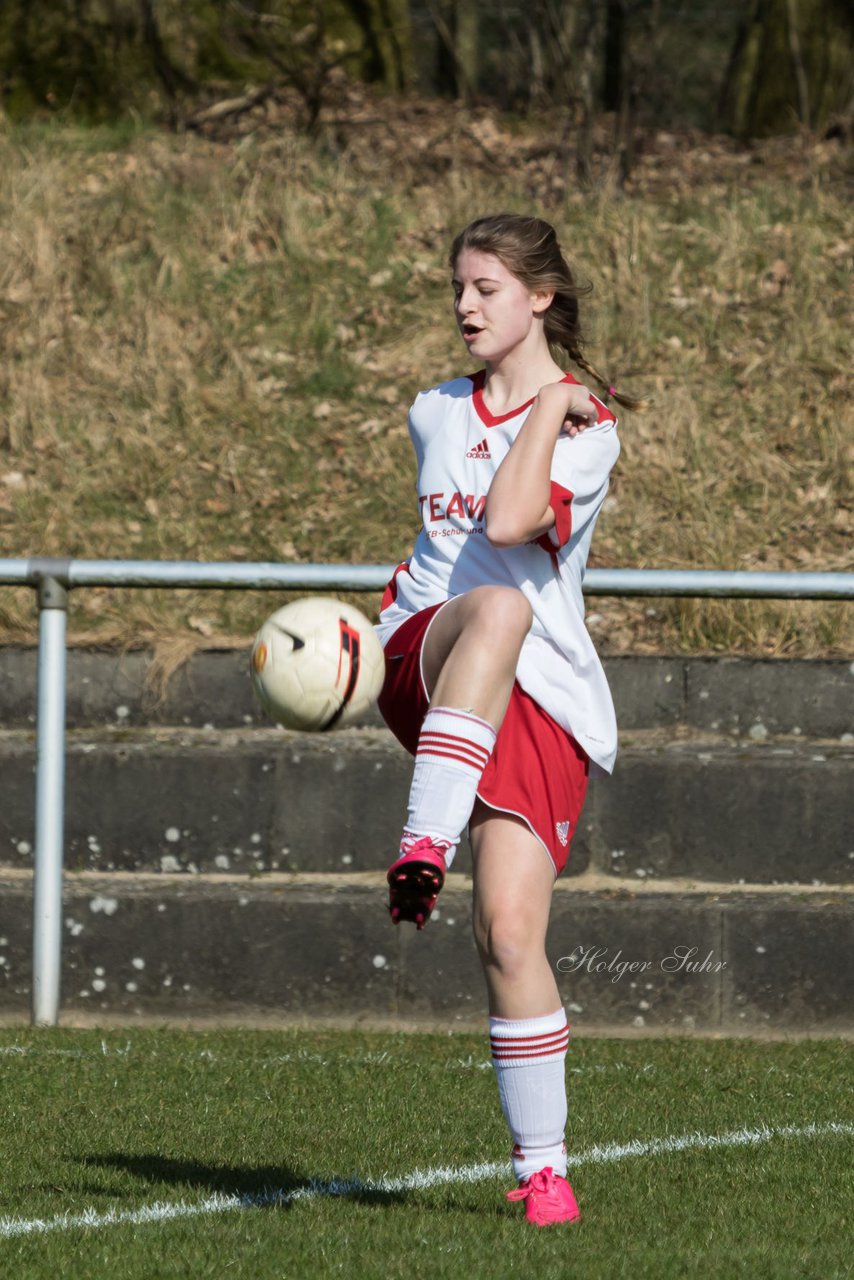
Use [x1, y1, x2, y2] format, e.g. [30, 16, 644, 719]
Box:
[403, 706, 497, 870]
[489, 1007, 569, 1182]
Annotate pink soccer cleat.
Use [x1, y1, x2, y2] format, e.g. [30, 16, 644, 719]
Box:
[386, 836, 450, 929]
[506, 1167, 581, 1227]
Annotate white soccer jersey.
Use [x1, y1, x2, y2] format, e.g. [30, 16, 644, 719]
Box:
[376, 370, 620, 774]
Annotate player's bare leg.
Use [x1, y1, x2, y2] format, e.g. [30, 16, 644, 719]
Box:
[421, 585, 533, 725]
[469, 805, 557, 1019]
[388, 586, 532, 928]
[471, 804, 579, 1224]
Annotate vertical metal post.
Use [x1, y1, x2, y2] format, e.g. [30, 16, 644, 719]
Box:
[31, 575, 68, 1027]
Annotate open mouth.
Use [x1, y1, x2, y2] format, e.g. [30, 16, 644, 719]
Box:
[462, 323, 483, 338]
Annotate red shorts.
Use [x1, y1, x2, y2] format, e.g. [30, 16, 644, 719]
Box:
[377, 603, 589, 875]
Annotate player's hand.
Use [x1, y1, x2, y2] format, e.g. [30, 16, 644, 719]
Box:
[536, 380, 598, 437]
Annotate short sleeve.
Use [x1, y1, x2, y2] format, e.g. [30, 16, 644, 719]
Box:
[536, 410, 620, 555]
[535, 481, 573, 554]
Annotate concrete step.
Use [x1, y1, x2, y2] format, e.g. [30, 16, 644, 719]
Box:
[2, 648, 853, 736]
[3, 651, 850, 1033]
[0, 871, 851, 1034]
[0, 727, 850, 885]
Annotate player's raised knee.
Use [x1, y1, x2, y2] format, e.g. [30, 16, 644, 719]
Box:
[466, 586, 533, 638]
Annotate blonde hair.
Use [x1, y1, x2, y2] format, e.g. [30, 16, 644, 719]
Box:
[450, 213, 646, 412]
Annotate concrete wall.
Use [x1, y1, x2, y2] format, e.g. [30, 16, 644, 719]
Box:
[1, 649, 852, 1033]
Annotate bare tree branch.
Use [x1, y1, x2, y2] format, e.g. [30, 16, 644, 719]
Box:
[185, 84, 274, 129]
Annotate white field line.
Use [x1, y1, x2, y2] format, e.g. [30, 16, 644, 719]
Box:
[1, 1121, 851, 1242]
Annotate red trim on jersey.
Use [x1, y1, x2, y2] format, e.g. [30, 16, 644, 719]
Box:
[535, 481, 574, 557]
[380, 561, 411, 612]
[469, 370, 536, 427]
[590, 389, 617, 425]
[468, 369, 615, 430]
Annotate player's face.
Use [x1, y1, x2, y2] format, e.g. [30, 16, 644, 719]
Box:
[451, 249, 548, 365]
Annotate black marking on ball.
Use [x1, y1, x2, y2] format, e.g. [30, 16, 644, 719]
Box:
[322, 619, 362, 731]
[271, 623, 306, 650]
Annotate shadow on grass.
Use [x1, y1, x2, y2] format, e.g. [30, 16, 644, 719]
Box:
[79, 1153, 405, 1209]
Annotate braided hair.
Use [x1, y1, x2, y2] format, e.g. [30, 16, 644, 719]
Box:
[450, 213, 646, 412]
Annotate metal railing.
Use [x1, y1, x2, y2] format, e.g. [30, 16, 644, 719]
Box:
[2, 556, 852, 1028]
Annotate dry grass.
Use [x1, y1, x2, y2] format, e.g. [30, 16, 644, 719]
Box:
[0, 99, 851, 657]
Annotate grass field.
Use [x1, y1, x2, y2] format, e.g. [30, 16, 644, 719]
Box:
[0, 102, 851, 659]
[1, 1028, 852, 1278]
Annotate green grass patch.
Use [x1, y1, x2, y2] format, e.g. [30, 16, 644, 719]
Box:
[0, 1029, 852, 1278]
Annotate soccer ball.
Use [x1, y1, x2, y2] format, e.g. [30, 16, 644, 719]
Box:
[250, 597, 386, 731]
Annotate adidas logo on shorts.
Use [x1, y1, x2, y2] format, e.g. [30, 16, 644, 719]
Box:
[466, 437, 491, 459]
[555, 821, 571, 847]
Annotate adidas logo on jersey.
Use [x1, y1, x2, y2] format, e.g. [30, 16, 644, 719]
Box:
[466, 437, 492, 459]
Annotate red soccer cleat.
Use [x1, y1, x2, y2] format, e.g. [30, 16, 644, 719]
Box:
[386, 836, 450, 929]
[506, 1167, 581, 1227]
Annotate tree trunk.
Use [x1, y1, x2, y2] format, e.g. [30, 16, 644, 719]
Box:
[574, 0, 605, 187]
[603, 0, 623, 113]
[454, 0, 478, 102]
[718, 0, 854, 137]
[376, 0, 415, 90]
[343, 0, 414, 90]
[426, 0, 476, 100]
[139, 0, 195, 112]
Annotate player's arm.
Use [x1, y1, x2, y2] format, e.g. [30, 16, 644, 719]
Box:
[484, 381, 597, 547]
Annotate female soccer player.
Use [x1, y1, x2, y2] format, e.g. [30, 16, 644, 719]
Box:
[375, 212, 639, 1226]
